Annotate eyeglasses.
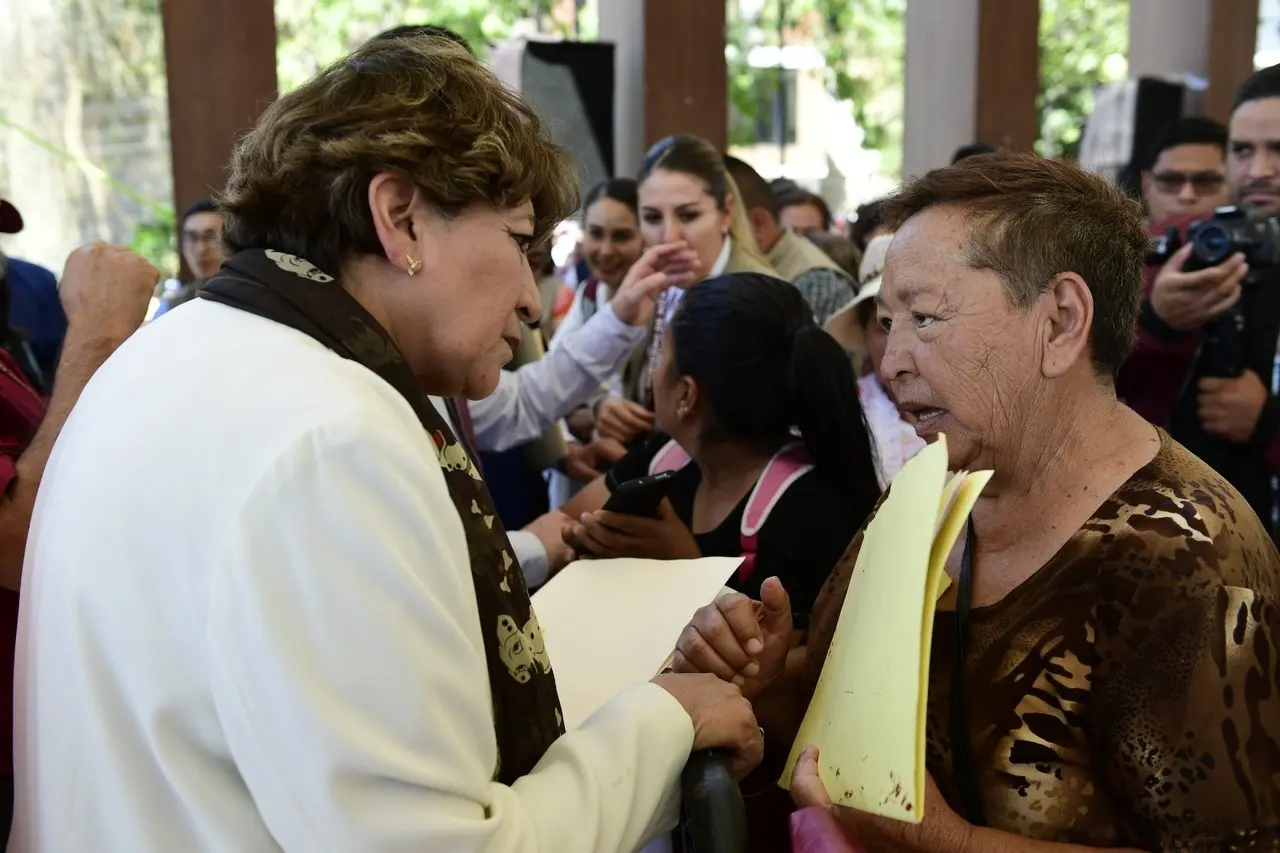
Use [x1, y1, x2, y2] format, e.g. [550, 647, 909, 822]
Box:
[181, 228, 221, 248]
[1152, 171, 1226, 195]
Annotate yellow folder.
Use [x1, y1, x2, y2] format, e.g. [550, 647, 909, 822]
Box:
[780, 434, 992, 823]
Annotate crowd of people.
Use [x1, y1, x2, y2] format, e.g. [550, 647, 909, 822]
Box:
[0, 22, 1277, 853]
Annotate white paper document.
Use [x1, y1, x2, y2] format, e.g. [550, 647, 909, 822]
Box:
[531, 556, 743, 731]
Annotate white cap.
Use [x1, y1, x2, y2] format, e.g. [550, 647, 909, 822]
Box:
[825, 233, 893, 354]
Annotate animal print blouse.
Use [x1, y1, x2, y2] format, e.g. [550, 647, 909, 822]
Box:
[805, 433, 1280, 851]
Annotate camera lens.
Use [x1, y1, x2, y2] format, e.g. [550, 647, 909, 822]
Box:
[1195, 223, 1233, 266]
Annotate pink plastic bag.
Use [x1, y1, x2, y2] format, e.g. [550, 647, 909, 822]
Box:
[789, 807, 865, 853]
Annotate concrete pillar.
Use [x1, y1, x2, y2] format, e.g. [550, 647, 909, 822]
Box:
[1128, 0, 1211, 80]
[1207, 0, 1260, 121]
[599, 0, 727, 177]
[975, 0, 1041, 152]
[161, 0, 277, 273]
[599, 0, 646, 177]
[903, 0, 979, 178]
[1128, 0, 1258, 123]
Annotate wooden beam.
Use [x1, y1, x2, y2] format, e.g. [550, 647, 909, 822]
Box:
[975, 0, 1040, 151]
[1205, 0, 1259, 123]
[161, 0, 277, 262]
[642, 0, 727, 150]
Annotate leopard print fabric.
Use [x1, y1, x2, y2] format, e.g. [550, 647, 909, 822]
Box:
[805, 434, 1280, 850]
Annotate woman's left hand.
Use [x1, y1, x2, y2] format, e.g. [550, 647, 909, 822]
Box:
[566, 499, 701, 561]
[790, 746, 972, 853]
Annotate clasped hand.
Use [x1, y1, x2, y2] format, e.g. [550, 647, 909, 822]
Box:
[1198, 370, 1268, 444]
[670, 577, 793, 699]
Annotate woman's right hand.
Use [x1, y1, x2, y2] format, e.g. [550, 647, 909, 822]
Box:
[671, 577, 793, 700]
[609, 242, 702, 327]
[595, 396, 654, 444]
[651, 672, 764, 778]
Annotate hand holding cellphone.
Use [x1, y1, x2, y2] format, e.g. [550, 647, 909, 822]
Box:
[602, 471, 678, 519]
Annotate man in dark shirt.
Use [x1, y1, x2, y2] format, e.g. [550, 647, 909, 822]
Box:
[0, 243, 156, 836]
[1118, 65, 1280, 533]
[0, 199, 67, 391]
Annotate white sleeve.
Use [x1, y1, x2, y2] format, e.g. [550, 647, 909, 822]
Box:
[548, 285, 590, 353]
[206, 415, 693, 853]
[470, 303, 646, 453]
[507, 529, 550, 589]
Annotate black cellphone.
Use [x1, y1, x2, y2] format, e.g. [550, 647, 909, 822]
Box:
[603, 471, 679, 519]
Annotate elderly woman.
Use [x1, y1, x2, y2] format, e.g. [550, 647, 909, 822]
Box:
[10, 36, 762, 852]
[674, 153, 1280, 850]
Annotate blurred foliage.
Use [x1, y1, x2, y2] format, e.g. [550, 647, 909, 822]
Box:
[129, 209, 177, 273]
[728, 0, 1130, 175]
[274, 0, 583, 92]
[727, 0, 906, 178]
[1038, 0, 1130, 159]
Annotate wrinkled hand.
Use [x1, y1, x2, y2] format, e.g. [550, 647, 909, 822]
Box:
[562, 438, 628, 483]
[1198, 370, 1269, 444]
[595, 396, 654, 444]
[789, 746, 971, 853]
[608, 242, 702, 327]
[1149, 244, 1246, 332]
[651, 672, 764, 778]
[566, 499, 701, 560]
[522, 510, 575, 576]
[672, 577, 792, 699]
[59, 243, 159, 343]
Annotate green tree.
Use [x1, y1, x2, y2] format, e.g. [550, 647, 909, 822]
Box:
[274, 0, 537, 93]
[1038, 0, 1130, 159]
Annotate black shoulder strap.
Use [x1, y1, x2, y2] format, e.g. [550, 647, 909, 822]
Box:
[949, 518, 988, 826]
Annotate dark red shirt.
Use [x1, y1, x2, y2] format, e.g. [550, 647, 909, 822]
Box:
[0, 348, 46, 774]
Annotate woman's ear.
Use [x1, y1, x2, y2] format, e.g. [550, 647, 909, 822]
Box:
[1040, 271, 1094, 379]
[679, 376, 701, 419]
[367, 172, 422, 274]
[721, 192, 735, 236]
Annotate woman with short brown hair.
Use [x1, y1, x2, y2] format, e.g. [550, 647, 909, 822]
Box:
[11, 34, 761, 852]
[674, 152, 1280, 850]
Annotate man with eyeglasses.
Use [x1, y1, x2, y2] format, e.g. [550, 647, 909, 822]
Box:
[154, 197, 227, 318]
[1120, 67, 1280, 535]
[1141, 117, 1229, 222]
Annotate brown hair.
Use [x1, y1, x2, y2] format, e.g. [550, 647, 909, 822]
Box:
[638, 134, 766, 261]
[776, 189, 833, 231]
[882, 152, 1146, 375]
[640, 134, 730, 209]
[219, 35, 578, 276]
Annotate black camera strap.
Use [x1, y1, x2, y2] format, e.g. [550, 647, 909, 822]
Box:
[949, 519, 988, 827]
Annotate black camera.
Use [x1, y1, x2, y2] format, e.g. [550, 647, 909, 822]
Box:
[1148, 205, 1280, 271]
[1147, 206, 1280, 377]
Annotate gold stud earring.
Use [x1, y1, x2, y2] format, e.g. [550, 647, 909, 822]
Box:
[405, 254, 422, 276]
[677, 403, 690, 418]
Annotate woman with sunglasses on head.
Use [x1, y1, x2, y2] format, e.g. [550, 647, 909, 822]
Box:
[596, 134, 779, 447]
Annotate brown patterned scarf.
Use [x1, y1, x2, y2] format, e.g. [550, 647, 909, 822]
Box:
[200, 249, 565, 784]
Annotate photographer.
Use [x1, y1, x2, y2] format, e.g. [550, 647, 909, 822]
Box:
[1118, 65, 1280, 532]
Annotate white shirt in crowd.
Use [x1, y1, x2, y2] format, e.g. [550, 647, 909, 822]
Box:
[10, 300, 693, 853]
[428, 299, 646, 584]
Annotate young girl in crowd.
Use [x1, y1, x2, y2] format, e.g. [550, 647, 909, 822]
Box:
[564, 272, 881, 625]
[599, 134, 778, 446]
